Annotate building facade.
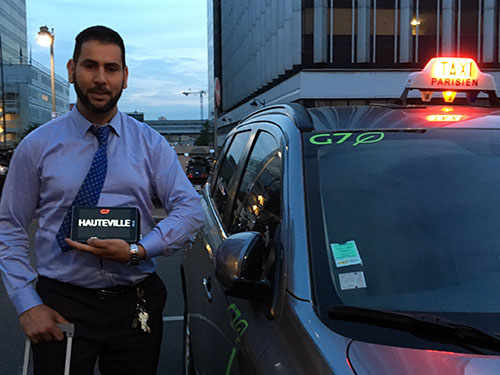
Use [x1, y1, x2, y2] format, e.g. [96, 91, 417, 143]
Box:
[210, 0, 500, 138]
[3, 61, 69, 141]
[0, 0, 27, 64]
[1, 0, 69, 143]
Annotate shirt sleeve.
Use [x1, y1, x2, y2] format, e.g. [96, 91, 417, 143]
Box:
[0, 137, 44, 315]
[139, 139, 205, 258]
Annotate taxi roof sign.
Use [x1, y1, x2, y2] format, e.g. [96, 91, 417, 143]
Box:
[401, 57, 498, 104]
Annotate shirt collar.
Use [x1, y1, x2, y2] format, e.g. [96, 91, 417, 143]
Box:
[70, 106, 123, 137]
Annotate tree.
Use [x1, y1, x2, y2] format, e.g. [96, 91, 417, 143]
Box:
[195, 120, 211, 146]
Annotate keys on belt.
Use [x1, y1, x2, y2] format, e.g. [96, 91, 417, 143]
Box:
[132, 286, 151, 333]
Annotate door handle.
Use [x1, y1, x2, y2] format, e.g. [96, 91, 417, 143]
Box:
[202, 277, 213, 302]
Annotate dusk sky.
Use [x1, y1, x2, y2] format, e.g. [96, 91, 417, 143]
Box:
[26, 0, 208, 120]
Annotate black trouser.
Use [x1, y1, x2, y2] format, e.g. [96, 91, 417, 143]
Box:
[33, 273, 167, 375]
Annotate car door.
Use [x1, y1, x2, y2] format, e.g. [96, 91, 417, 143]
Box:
[222, 128, 285, 375]
[184, 125, 286, 375]
[183, 130, 254, 375]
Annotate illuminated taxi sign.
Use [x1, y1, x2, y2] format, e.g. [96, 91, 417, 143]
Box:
[402, 57, 497, 104]
[406, 57, 496, 92]
[430, 57, 478, 85]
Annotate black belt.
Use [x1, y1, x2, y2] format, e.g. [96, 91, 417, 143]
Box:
[38, 273, 156, 300]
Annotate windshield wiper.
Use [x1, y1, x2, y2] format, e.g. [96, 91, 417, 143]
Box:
[328, 305, 500, 354]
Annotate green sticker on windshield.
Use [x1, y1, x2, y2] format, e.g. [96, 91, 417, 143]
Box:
[309, 132, 384, 147]
[331, 240, 362, 268]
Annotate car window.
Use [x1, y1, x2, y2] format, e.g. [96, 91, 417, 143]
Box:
[229, 131, 282, 249]
[212, 131, 251, 223]
[305, 129, 500, 314]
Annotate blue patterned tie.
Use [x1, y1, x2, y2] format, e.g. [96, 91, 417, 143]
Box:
[56, 125, 110, 252]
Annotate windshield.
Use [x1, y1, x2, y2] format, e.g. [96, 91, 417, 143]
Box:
[304, 129, 500, 316]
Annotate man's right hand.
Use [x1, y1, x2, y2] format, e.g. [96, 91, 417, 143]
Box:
[19, 304, 71, 343]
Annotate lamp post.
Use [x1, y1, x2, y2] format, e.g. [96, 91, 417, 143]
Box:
[37, 26, 56, 119]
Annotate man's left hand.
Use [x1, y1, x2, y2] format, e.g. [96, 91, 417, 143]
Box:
[65, 238, 145, 263]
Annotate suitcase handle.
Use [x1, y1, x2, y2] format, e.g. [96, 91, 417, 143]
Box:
[22, 323, 75, 375]
[56, 323, 74, 337]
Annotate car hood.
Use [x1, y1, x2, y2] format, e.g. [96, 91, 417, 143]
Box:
[347, 340, 500, 375]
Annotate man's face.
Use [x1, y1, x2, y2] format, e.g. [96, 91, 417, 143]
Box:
[67, 40, 128, 117]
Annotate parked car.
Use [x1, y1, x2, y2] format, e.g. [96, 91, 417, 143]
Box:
[181, 57, 500, 374]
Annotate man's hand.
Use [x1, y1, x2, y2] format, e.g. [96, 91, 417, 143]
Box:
[65, 238, 146, 263]
[20, 304, 70, 343]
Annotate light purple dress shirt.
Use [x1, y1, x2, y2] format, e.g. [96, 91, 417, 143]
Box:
[0, 107, 204, 315]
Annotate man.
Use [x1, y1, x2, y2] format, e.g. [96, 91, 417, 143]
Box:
[0, 26, 204, 374]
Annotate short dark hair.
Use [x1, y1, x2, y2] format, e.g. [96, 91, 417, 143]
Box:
[73, 26, 126, 67]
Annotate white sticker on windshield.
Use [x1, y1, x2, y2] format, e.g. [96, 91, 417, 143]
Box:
[339, 272, 367, 290]
[331, 240, 362, 267]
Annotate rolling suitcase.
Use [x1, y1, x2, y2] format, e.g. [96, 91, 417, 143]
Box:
[22, 323, 75, 375]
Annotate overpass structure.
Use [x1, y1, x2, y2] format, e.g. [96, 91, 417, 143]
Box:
[145, 119, 206, 144]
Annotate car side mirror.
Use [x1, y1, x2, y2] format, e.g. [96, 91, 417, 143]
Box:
[215, 232, 271, 301]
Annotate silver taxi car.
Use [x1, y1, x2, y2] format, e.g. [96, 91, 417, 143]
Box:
[181, 57, 500, 374]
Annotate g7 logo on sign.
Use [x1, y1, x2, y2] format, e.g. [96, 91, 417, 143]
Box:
[309, 132, 385, 147]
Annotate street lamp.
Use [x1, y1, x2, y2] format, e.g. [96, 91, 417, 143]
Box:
[37, 26, 56, 119]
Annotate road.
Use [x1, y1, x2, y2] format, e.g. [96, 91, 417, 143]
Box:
[0, 214, 185, 375]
